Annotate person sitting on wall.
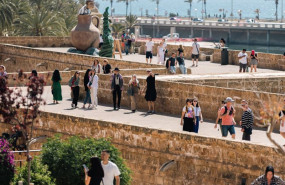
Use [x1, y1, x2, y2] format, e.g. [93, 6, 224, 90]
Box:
[78, 0, 95, 15]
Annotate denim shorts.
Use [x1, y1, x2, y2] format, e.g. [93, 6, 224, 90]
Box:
[221, 125, 235, 137]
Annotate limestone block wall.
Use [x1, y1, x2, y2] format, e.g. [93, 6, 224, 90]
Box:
[0, 36, 72, 47]
[1, 112, 284, 185]
[0, 44, 163, 73]
[212, 49, 285, 70]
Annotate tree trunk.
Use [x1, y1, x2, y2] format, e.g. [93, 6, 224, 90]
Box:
[204, 0, 207, 18]
[111, 0, 113, 17]
[275, 0, 278, 21]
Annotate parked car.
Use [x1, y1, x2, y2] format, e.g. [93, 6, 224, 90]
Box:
[193, 18, 204, 22]
[170, 17, 177, 21]
[163, 33, 180, 39]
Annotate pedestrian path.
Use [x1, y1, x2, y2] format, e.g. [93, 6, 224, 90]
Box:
[41, 86, 285, 148]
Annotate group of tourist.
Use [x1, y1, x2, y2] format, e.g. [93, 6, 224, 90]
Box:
[238, 49, 259, 73]
[121, 31, 136, 55]
[84, 150, 121, 185]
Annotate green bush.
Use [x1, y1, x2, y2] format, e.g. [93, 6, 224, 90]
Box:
[0, 138, 15, 185]
[13, 157, 55, 185]
[41, 136, 131, 185]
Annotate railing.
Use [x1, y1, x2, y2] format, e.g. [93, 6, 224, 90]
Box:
[112, 18, 285, 29]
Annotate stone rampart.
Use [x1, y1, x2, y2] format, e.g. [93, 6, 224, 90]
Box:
[1, 112, 284, 185]
[0, 36, 72, 47]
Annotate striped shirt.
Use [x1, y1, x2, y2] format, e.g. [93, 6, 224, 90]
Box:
[241, 108, 253, 129]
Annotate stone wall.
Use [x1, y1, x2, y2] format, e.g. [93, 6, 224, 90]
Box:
[212, 49, 285, 70]
[0, 36, 72, 47]
[1, 112, 284, 185]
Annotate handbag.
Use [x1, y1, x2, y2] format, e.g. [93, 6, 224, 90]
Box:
[127, 87, 133, 96]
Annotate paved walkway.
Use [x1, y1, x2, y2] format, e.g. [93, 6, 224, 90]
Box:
[36, 47, 283, 75]
[40, 86, 285, 148]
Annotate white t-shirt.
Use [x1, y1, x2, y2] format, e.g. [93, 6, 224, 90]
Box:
[193, 107, 201, 117]
[102, 161, 121, 185]
[78, 5, 91, 15]
[238, 52, 248, 64]
[89, 75, 99, 88]
[192, 42, 200, 55]
[91, 64, 101, 74]
[146, 41, 154, 52]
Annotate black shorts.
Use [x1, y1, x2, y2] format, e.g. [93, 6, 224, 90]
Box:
[192, 54, 199, 60]
[239, 63, 247, 70]
[146, 51, 153, 59]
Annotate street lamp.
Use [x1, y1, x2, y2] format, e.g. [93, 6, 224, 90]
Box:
[281, 0, 284, 23]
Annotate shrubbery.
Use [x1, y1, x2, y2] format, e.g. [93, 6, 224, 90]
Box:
[0, 138, 15, 185]
[41, 136, 131, 185]
[13, 157, 55, 185]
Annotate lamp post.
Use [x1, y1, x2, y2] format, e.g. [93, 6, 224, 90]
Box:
[231, 0, 233, 21]
[281, 0, 284, 23]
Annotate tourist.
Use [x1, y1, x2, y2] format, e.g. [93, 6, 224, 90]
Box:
[91, 59, 101, 74]
[29, 70, 38, 80]
[193, 99, 203, 133]
[84, 156, 104, 185]
[78, 0, 94, 15]
[83, 69, 92, 109]
[130, 33, 136, 54]
[124, 32, 131, 55]
[191, 38, 200, 67]
[51, 69, 62, 104]
[250, 50, 258, 72]
[99, 34, 103, 49]
[145, 37, 154, 64]
[177, 52, 187, 74]
[214, 38, 226, 49]
[238, 49, 248, 73]
[128, 74, 140, 113]
[219, 97, 236, 139]
[168, 52, 177, 74]
[121, 32, 125, 53]
[111, 68, 123, 110]
[101, 150, 121, 185]
[0, 65, 7, 79]
[214, 100, 226, 132]
[180, 99, 195, 132]
[88, 69, 99, 109]
[157, 42, 165, 65]
[162, 38, 168, 62]
[68, 71, 80, 108]
[279, 99, 285, 143]
[177, 44, 184, 56]
[141, 69, 156, 114]
[240, 100, 253, 141]
[102, 59, 111, 74]
[251, 166, 285, 184]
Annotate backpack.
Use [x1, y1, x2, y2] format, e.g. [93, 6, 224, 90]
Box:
[165, 59, 170, 69]
[222, 106, 234, 116]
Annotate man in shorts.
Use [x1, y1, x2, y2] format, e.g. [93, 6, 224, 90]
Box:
[145, 37, 154, 64]
[191, 38, 200, 67]
[219, 97, 236, 139]
[238, 49, 248, 73]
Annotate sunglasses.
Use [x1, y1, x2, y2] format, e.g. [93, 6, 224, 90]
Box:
[241, 104, 246, 107]
[76, 73, 79, 74]
[193, 101, 197, 102]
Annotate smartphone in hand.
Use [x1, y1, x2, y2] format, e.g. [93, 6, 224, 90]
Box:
[83, 164, 89, 172]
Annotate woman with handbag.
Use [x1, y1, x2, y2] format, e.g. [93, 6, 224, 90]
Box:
[128, 74, 140, 113]
[51, 69, 62, 104]
[180, 99, 196, 132]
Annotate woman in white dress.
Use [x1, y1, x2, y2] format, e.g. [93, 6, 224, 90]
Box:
[157, 42, 165, 65]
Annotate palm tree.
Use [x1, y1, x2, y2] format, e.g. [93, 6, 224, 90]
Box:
[184, 0, 193, 19]
[0, 0, 14, 35]
[125, 14, 138, 30]
[111, 23, 125, 38]
[275, 0, 278, 21]
[15, 8, 65, 36]
[254, 9, 260, 20]
[117, 0, 129, 18]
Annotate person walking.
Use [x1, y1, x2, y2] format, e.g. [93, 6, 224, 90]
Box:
[219, 97, 236, 139]
[168, 52, 177, 74]
[191, 38, 200, 67]
[177, 52, 187, 74]
[238, 49, 248, 73]
[252, 166, 285, 185]
[214, 100, 226, 133]
[279, 99, 285, 144]
[124, 32, 131, 55]
[128, 74, 140, 113]
[51, 69, 62, 104]
[130, 33, 136, 54]
[162, 38, 168, 62]
[111, 68, 123, 110]
[145, 37, 154, 64]
[157, 42, 165, 65]
[68, 71, 80, 108]
[83, 69, 92, 109]
[240, 100, 253, 141]
[91, 59, 101, 74]
[102, 59, 112, 74]
[193, 99, 203, 133]
[250, 50, 258, 72]
[180, 99, 196, 132]
[101, 150, 121, 185]
[141, 69, 157, 114]
[88, 69, 99, 109]
[84, 156, 104, 185]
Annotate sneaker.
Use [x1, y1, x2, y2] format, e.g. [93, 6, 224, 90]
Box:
[152, 111, 156, 114]
[196, 65, 198, 67]
[132, 110, 136, 113]
[118, 107, 120, 110]
[147, 110, 152, 114]
[89, 106, 94, 109]
[191, 64, 195, 67]
[71, 103, 74, 108]
[114, 107, 116, 110]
